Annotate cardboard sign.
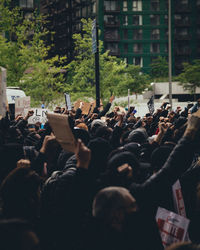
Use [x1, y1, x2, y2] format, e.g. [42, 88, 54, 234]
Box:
[65, 93, 72, 111]
[172, 180, 186, 218]
[0, 67, 7, 118]
[28, 108, 48, 124]
[74, 100, 82, 111]
[82, 102, 92, 115]
[90, 99, 103, 112]
[15, 96, 31, 117]
[47, 113, 76, 153]
[156, 207, 190, 248]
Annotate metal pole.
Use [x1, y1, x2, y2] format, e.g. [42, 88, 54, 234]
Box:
[168, 0, 172, 108]
[95, 23, 100, 108]
[128, 89, 130, 109]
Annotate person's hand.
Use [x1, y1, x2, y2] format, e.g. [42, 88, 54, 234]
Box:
[15, 115, 23, 122]
[79, 102, 84, 109]
[91, 113, 98, 120]
[117, 163, 133, 179]
[116, 113, 124, 127]
[76, 139, 91, 169]
[166, 104, 171, 110]
[176, 106, 182, 113]
[17, 159, 31, 168]
[24, 110, 34, 121]
[40, 134, 57, 154]
[109, 95, 115, 103]
[159, 122, 168, 134]
[184, 109, 200, 139]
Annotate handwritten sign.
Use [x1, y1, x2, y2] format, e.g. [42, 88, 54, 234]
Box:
[156, 207, 190, 248]
[15, 96, 31, 117]
[0, 67, 7, 118]
[28, 108, 48, 124]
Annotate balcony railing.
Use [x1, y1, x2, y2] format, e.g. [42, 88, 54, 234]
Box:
[174, 4, 191, 12]
[174, 20, 190, 26]
[104, 6, 120, 13]
[175, 48, 191, 55]
[174, 34, 191, 40]
[108, 49, 120, 56]
[104, 35, 120, 41]
[104, 21, 120, 27]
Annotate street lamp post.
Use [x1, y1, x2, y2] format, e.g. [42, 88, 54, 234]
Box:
[168, 0, 172, 108]
[95, 0, 100, 108]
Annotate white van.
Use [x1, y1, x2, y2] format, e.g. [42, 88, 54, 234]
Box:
[6, 87, 26, 104]
[6, 87, 26, 119]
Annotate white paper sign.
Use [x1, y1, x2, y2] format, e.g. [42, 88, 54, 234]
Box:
[156, 207, 190, 248]
[15, 96, 31, 117]
[0, 67, 7, 118]
[65, 93, 72, 111]
[28, 108, 48, 124]
[172, 180, 186, 218]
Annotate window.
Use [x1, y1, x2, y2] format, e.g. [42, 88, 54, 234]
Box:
[132, 1, 142, 11]
[105, 43, 119, 53]
[123, 16, 128, 26]
[165, 43, 168, 53]
[133, 29, 143, 40]
[133, 57, 143, 67]
[123, 30, 128, 39]
[124, 58, 128, 63]
[150, 15, 160, 25]
[180, 0, 188, 4]
[150, 0, 160, 11]
[175, 42, 190, 54]
[76, 9, 81, 18]
[150, 43, 160, 53]
[197, 28, 200, 38]
[124, 44, 128, 53]
[151, 29, 160, 40]
[174, 15, 189, 25]
[133, 15, 142, 25]
[19, 0, 33, 8]
[104, 1, 118, 11]
[133, 43, 143, 53]
[82, 7, 87, 17]
[165, 29, 168, 39]
[92, 2, 96, 13]
[164, 15, 168, 25]
[104, 29, 119, 40]
[123, 1, 128, 11]
[175, 28, 189, 38]
[104, 15, 119, 25]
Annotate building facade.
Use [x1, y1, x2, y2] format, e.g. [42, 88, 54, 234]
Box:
[14, 0, 40, 14]
[40, 0, 200, 75]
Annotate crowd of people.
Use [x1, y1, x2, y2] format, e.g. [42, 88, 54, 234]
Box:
[1, 97, 200, 250]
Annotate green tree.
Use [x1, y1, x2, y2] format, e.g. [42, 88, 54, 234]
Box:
[178, 60, 200, 100]
[0, 0, 67, 105]
[116, 64, 151, 97]
[66, 19, 130, 101]
[150, 56, 168, 81]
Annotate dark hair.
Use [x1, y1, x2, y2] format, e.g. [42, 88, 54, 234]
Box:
[94, 126, 112, 141]
[0, 167, 41, 220]
[0, 219, 38, 250]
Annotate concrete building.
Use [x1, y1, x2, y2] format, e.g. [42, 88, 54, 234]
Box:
[144, 82, 200, 101]
[40, 0, 200, 75]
